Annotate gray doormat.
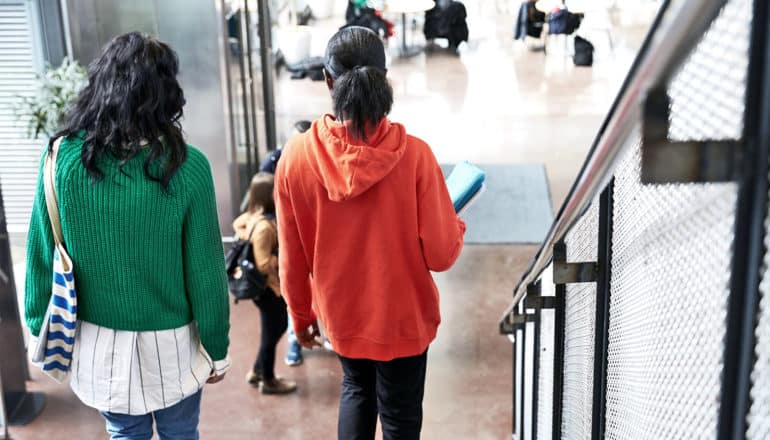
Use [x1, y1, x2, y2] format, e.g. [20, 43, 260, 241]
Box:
[441, 164, 554, 244]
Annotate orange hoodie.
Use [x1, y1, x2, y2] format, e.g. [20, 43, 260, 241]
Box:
[275, 115, 466, 361]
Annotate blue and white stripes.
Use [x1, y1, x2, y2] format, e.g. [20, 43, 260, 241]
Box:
[34, 247, 77, 382]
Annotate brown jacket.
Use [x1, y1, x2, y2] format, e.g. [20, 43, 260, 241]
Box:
[233, 212, 280, 295]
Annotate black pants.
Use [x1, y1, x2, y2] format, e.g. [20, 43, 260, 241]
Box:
[252, 290, 288, 380]
[337, 350, 428, 440]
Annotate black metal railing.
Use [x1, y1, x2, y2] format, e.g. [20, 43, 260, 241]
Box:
[500, 0, 770, 439]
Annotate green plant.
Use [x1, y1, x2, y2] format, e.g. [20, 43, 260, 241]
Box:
[14, 57, 88, 138]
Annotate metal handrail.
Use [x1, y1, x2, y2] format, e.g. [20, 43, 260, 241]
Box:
[500, 0, 730, 326]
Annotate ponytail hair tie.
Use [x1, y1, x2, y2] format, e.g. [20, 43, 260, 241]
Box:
[353, 64, 387, 74]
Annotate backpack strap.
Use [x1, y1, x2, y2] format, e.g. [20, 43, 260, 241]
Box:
[247, 222, 259, 240]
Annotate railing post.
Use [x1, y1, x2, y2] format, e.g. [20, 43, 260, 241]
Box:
[718, 0, 770, 438]
[591, 182, 614, 440]
[520, 307, 527, 440]
[512, 320, 516, 440]
[551, 243, 567, 440]
[528, 282, 542, 440]
[510, 304, 522, 440]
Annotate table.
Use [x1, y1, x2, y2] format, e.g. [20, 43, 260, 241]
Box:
[386, 0, 436, 57]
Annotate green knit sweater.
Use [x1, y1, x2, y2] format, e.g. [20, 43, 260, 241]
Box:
[25, 136, 230, 360]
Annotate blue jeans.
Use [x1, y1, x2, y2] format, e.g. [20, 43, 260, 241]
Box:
[100, 389, 202, 440]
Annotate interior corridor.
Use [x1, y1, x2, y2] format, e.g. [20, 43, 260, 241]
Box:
[5, 2, 653, 438]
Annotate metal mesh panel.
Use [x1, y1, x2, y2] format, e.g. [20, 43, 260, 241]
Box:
[667, 0, 750, 142]
[606, 133, 738, 439]
[537, 308, 555, 440]
[606, 0, 747, 436]
[523, 319, 535, 440]
[561, 201, 599, 440]
[515, 324, 525, 437]
[747, 171, 770, 439]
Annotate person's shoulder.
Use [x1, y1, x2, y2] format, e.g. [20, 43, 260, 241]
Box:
[179, 144, 214, 176]
[401, 131, 437, 166]
[275, 130, 311, 178]
[406, 133, 431, 152]
[282, 130, 310, 160]
[184, 144, 211, 167]
[252, 214, 277, 237]
[49, 134, 85, 180]
[50, 133, 83, 162]
[176, 145, 216, 194]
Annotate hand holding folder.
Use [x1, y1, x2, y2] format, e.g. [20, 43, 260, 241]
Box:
[445, 162, 486, 214]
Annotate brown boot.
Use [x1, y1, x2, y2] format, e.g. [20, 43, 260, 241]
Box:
[260, 377, 297, 395]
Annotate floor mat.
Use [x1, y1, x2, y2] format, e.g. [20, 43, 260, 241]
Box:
[441, 163, 554, 244]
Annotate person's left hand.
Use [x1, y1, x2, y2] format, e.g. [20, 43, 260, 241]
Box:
[296, 320, 323, 349]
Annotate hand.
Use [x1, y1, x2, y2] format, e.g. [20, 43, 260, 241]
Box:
[207, 372, 226, 384]
[296, 320, 323, 349]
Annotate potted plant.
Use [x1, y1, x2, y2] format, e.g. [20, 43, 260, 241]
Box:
[14, 57, 87, 138]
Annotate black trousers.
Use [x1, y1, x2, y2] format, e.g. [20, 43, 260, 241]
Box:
[337, 350, 428, 440]
[252, 290, 288, 380]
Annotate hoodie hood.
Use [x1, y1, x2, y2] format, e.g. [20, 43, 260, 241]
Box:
[304, 115, 407, 202]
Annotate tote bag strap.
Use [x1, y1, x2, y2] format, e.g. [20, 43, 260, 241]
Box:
[43, 137, 65, 249]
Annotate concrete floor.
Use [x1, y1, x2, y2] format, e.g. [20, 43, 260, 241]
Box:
[6, 2, 651, 439]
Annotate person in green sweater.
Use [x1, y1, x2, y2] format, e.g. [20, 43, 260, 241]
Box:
[24, 32, 230, 440]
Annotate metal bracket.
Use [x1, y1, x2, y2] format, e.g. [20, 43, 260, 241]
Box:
[500, 315, 517, 335]
[553, 261, 599, 284]
[500, 304, 535, 334]
[522, 279, 558, 309]
[524, 295, 558, 309]
[641, 87, 742, 184]
[553, 242, 599, 284]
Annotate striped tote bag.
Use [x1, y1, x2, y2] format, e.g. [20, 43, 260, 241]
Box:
[31, 137, 77, 383]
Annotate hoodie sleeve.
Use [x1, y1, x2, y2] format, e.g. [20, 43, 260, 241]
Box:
[417, 148, 467, 272]
[275, 162, 316, 335]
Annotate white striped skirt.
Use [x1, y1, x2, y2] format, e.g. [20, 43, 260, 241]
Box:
[69, 320, 214, 416]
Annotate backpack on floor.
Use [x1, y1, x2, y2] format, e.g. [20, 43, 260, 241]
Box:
[574, 36, 594, 67]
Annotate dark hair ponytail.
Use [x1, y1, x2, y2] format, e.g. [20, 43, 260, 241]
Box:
[332, 65, 393, 141]
[324, 27, 393, 141]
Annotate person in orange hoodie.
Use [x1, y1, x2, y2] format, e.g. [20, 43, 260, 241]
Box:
[275, 26, 466, 440]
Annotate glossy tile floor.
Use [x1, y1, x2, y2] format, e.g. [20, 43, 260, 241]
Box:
[7, 2, 652, 439]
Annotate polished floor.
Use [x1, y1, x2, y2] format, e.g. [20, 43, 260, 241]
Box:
[7, 2, 651, 439]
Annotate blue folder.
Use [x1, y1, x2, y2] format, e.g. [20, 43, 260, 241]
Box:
[445, 162, 486, 213]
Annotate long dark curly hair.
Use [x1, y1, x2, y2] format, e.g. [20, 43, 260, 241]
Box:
[51, 32, 187, 190]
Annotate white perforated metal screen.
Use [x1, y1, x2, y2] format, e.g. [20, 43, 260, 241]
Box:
[667, 0, 750, 142]
[561, 201, 599, 440]
[606, 137, 738, 439]
[532, 265, 555, 440]
[604, 0, 748, 437]
[523, 318, 535, 440]
[747, 166, 770, 439]
[537, 308, 554, 440]
[515, 324, 525, 438]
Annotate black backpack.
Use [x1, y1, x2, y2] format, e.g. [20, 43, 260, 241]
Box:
[574, 36, 594, 67]
[225, 226, 268, 303]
